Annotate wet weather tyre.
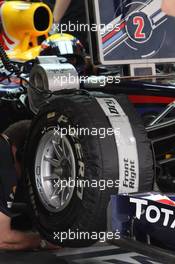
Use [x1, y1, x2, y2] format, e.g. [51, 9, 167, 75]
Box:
[25, 92, 154, 247]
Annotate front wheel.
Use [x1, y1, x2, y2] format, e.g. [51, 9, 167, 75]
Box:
[24, 92, 154, 247]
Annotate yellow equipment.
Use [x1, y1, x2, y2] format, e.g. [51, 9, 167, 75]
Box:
[0, 1, 52, 60]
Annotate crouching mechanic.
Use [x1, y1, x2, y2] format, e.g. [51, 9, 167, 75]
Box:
[0, 121, 59, 251]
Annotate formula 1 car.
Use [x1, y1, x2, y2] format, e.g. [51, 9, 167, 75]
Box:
[1, 0, 175, 249]
[1, 49, 175, 248]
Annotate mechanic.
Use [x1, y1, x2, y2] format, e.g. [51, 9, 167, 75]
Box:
[53, 0, 88, 49]
[0, 120, 58, 251]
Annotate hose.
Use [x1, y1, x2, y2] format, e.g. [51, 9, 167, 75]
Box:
[0, 43, 19, 73]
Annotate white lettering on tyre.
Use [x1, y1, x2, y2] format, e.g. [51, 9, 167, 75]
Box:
[96, 97, 139, 193]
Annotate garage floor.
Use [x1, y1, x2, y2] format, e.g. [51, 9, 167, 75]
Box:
[0, 241, 174, 264]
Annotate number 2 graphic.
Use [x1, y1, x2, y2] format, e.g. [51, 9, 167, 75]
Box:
[133, 16, 145, 39]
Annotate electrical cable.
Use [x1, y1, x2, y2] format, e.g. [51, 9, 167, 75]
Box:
[0, 43, 20, 74]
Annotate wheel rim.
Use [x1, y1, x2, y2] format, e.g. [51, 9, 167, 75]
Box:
[35, 129, 76, 212]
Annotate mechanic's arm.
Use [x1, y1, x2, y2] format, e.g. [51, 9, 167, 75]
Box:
[0, 212, 55, 251]
[53, 0, 71, 23]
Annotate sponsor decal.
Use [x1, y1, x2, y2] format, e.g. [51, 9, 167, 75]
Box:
[96, 98, 125, 117]
[104, 99, 120, 115]
[130, 197, 175, 228]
